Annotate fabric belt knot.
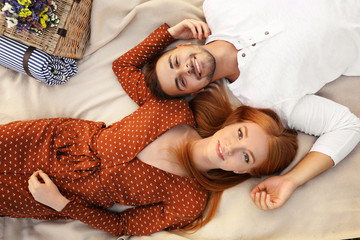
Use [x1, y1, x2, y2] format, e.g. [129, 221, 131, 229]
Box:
[56, 150, 101, 179]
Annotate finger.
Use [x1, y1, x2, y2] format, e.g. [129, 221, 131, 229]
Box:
[28, 171, 41, 184]
[254, 192, 262, 209]
[187, 19, 205, 39]
[250, 183, 266, 195]
[265, 194, 273, 209]
[28, 181, 33, 193]
[250, 187, 261, 200]
[259, 191, 269, 210]
[193, 22, 204, 40]
[38, 170, 52, 184]
[28, 172, 40, 193]
[187, 22, 199, 39]
[197, 22, 211, 39]
[203, 24, 211, 38]
[250, 191, 255, 200]
[193, 21, 208, 40]
[250, 186, 259, 196]
[28, 177, 34, 188]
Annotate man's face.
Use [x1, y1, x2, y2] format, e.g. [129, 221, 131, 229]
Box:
[156, 44, 216, 96]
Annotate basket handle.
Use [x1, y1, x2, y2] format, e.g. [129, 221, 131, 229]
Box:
[57, 28, 67, 37]
[56, 0, 82, 37]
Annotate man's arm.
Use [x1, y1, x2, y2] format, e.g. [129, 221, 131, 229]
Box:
[167, 19, 211, 40]
[251, 95, 360, 210]
[251, 152, 333, 210]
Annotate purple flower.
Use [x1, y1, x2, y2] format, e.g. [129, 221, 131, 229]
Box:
[1, 0, 59, 34]
[3, 11, 12, 17]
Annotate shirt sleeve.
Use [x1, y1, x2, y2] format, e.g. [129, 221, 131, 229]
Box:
[60, 195, 205, 236]
[112, 23, 175, 106]
[288, 94, 360, 165]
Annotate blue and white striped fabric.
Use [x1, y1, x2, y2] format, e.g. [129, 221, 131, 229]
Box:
[0, 35, 77, 85]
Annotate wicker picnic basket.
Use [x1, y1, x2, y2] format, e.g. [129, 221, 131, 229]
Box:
[0, 0, 92, 59]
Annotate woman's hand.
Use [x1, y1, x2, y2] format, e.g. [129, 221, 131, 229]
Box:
[250, 175, 297, 210]
[168, 19, 211, 40]
[28, 170, 70, 212]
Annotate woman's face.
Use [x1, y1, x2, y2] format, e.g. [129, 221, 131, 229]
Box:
[206, 122, 269, 174]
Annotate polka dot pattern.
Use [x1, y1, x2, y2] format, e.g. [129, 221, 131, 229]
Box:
[0, 24, 208, 236]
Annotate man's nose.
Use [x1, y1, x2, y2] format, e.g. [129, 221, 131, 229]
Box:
[179, 63, 192, 75]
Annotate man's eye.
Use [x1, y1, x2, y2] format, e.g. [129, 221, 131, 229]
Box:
[175, 58, 179, 66]
[243, 152, 249, 163]
[180, 77, 185, 86]
[238, 128, 243, 139]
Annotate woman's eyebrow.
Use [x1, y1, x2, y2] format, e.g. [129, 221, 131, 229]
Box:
[244, 126, 255, 163]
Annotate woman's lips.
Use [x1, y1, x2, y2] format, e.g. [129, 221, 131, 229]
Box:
[217, 141, 224, 160]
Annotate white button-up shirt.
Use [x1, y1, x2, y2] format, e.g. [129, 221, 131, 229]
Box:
[204, 0, 360, 164]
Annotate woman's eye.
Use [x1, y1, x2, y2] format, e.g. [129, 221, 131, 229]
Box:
[243, 152, 250, 163]
[175, 58, 179, 66]
[238, 128, 243, 139]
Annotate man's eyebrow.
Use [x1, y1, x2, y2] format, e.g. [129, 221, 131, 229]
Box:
[168, 55, 173, 69]
[169, 54, 182, 91]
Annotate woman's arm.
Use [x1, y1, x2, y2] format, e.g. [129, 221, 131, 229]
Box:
[28, 170, 70, 211]
[112, 23, 175, 106]
[28, 170, 204, 236]
[112, 19, 210, 106]
[251, 95, 360, 210]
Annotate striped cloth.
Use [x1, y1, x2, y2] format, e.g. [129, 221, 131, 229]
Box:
[0, 35, 77, 85]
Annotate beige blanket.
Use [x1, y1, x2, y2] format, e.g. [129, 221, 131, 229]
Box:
[0, 0, 359, 239]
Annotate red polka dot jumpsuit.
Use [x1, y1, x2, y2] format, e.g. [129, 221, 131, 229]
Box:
[0, 24, 208, 236]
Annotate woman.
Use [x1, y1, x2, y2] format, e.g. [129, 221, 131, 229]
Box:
[1, 83, 297, 236]
[0, 20, 298, 236]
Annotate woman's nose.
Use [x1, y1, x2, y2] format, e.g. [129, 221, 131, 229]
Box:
[226, 141, 243, 155]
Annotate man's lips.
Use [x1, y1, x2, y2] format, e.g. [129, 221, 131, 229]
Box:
[193, 57, 201, 78]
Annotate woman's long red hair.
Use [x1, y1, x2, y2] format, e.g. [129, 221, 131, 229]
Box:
[177, 82, 298, 232]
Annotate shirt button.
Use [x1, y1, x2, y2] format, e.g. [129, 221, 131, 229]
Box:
[265, 31, 269, 35]
[242, 53, 246, 57]
[252, 43, 256, 46]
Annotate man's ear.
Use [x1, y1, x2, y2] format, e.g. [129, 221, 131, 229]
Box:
[190, 88, 205, 96]
[176, 42, 192, 48]
[234, 170, 248, 174]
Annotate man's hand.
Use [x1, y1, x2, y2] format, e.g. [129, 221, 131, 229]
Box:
[168, 19, 211, 40]
[250, 175, 297, 210]
[28, 170, 70, 212]
[250, 152, 335, 210]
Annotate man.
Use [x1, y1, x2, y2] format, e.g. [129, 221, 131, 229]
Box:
[144, 0, 360, 210]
